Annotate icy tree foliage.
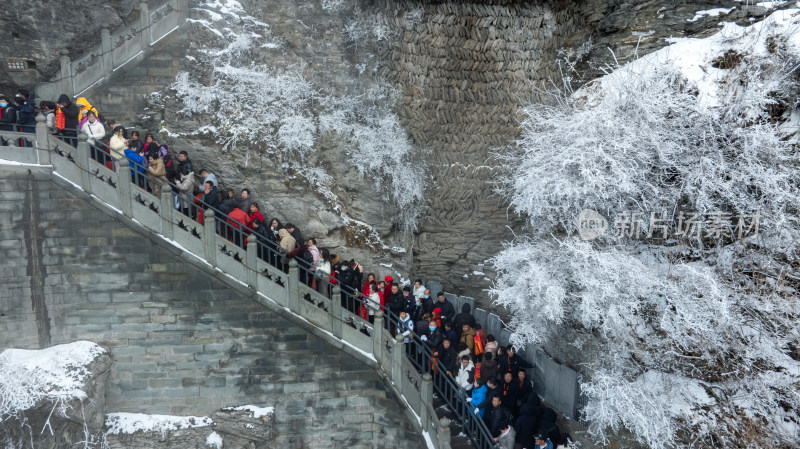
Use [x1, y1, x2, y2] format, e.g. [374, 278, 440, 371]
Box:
[492, 10, 800, 449]
[167, 0, 425, 232]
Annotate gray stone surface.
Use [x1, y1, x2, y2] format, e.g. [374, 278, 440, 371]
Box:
[0, 167, 423, 449]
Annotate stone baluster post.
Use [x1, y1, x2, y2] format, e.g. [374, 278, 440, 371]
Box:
[203, 209, 217, 266]
[76, 134, 92, 194]
[139, 2, 150, 49]
[160, 190, 173, 239]
[101, 28, 112, 76]
[35, 115, 50, 165]
[246, 239, 258, 289]
[420, 373, 432, 432]
[372, 311, 384, 364]
[287, 259, 299, 311]
[330, 285, 343, 338]
[437, 418, 452, 449]
[59, 49, 73, 98]
[393, 333, 404, 394]
[116, 159, 133, 217]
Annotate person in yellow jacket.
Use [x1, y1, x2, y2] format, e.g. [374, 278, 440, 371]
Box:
[75, 97, 99, 128]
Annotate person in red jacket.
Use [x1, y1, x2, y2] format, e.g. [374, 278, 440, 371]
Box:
[226, 207, 251, 247]
[248, 202, 264, 230]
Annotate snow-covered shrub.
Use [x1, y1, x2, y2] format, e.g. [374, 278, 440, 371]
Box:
[492, 9, 800, 449]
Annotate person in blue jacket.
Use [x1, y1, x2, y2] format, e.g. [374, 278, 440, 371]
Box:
[124, 145, 147, 187]
[471, 381, 489, 418]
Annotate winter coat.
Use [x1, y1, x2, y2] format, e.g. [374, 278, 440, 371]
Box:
[399, 315, 414, 343]
[534, 438, 554, 449]
[501, 380, 517, 411]
[278, 228, 296, 252]
[318, 260, 332, 276]
[481, 358, 499, 384]
[147, 157, 167, 190]
[129, 138, 145, 153]
[109, 135, 127, 160]
[43, 110, 55, 133]
[15, 103, 36, 132]
[460, 327, 477, 354]
[249, 210, 264, 225]
[176, 171, 196, 196]
[307, 244, 320, 269]
[123, 149, 146, 180]
[336, 266, 356, 289]
[383, 276, 394, 303]
[203, 172, 218, 188]
[404, 294, 416, 317]
[485, 341, 499, 358]
[237, 197, 250, 214]
[436, 344, 458, 374]
[219, 197, 237, 215]
[456, 360, 475, 391]
[514, 413, 540, 449]
[202, 186, 221, 210]
[499, 353, 532, 376]
[290, 228, 303, 247]
[176, 157, 193, 177]
[415, 319, 429, 337]
[387, 291, 406, 317]
[436, 298, 456, 324]
[367, 292, 381, 315]
[471, 385, 489, 418]
[423, 326, 443, 350]
[445, 327, 458, 348]
[487, 404, 509, 437]
[57, 94, 80, 131]
[512, 377, 533, 407]
[227, 207, 251, 231]
[496, 426, 516, 449]
[476, 385, 501, 413]
[453, 303, 477, 331]
[0, 103, 17, 131]
[81, 119, 105, 144]
[413, 284, 426, 301]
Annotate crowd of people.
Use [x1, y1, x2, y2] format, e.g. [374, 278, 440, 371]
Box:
[4, 89, 565, 449]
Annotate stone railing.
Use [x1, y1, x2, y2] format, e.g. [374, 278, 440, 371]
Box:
[0, 116, 507, 449]
[34, 0, 188, 101]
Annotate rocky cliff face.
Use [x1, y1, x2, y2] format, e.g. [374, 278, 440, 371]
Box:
[0, 0, 137, 94]
[5, 0, 752, 306]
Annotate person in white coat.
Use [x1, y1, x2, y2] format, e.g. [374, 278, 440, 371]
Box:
[81, 111, 105, 144]
[455, 356, 475, 391]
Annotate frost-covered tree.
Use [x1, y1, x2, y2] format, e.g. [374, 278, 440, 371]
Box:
[492, 11, 800, 449]
[161, 0, 425, 233]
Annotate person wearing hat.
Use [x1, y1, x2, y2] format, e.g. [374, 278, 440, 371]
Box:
[56, 94, 80, 146]
[533, 433, 553, 449]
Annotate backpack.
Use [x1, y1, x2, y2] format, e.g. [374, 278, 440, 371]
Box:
[302, 249, 314, 265]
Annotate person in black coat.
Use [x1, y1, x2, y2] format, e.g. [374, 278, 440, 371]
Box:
[498, 345, 533, 376]
[14, 96, 35, 133]
[201, 181, 220, 210]
[512, 369, 534, 412]
[421, 320, 443, 351]
[453, 303, 476, 337]
[285, 223, 303, 250]
[435, 292, 456, 323]
[435, 338, 458, 375]
[219, 188, 238, 215]
[387, 284, 406, 318]
[0, 96, 17, 132]
[56, 94, 80, 146]
[403, 286, 416, 317]
[484, 396, 511, 438]
[500, 372, 518, 414]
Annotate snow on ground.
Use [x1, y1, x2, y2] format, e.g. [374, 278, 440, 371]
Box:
[105, 413, 214, 435]
[687, 7, 736, 22]
[0, 341, 106, 414]
[222, 405, 274, 418]
[205, 431, 223, 448]
[586, 7, 800, 109]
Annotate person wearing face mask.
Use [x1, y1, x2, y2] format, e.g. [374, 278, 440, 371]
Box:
[420, 320, 443, 350]
[0, 96, 17, 132]
[414, 288, 434, 322]
[14, 95, 35, 133]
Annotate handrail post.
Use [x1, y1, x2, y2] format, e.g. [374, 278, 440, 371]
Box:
[59, 49, 73, 98]
[287, 259, 299, 311]
[76, 134, 92, 193]
[373, 311, 384, 363]
[330, 285, 342, 339]
[203, 209, 217, 266]
[139, 2, 150, 49]
[117, 161, 134, 217]
[35, 115, 50, 165]
[160, 190, 173, 239]
[420, 373, 432, 431]
[101, 28, 112, 76]
[437, 418, 452, 449]
[246, 239, 257, 289]
[392, 334, 404, 394]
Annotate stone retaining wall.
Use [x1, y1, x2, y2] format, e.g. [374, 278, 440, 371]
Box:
[0, 166, 423, 449]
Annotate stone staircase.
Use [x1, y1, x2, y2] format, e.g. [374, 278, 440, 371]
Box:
[0, 121, 506, 449]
